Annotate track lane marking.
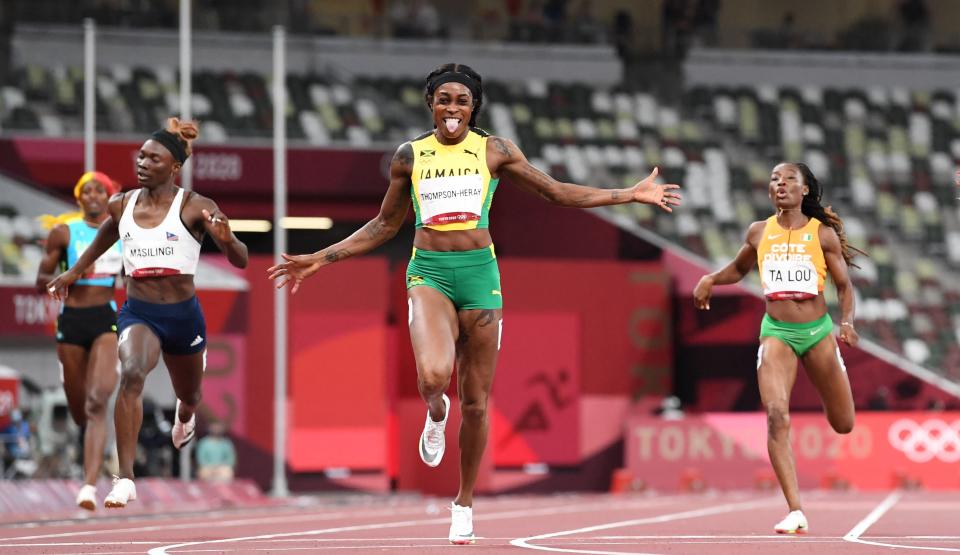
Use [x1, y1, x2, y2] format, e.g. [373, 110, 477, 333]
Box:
[147, 496, 728, 555]
[509, 497, 780, 555]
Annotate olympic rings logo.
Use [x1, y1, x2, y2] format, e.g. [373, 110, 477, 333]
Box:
[887, 418, 960, 463]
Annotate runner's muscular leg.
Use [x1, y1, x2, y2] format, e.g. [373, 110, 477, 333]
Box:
[164, 351, 205, 423]
[454, 308, 501, 508]
[58, 343, 90, 427]
[409, 286, 459, 421]
[801, 335, 854, 434]
[758, 336, 802, 512]
[81, 333, 120, 485]
[116, 324, 161, 478]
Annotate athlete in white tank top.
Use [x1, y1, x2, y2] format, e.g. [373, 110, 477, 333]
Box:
[45, 118, 248, 511]
[119, 188, 201, 277]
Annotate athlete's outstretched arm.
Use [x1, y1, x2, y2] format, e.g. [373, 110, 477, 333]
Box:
[35, 224, 69, 292]
[693, 221, 763, 310]
[46, 194, 123, 301]
[821, 225, 858, 346]
[489, 136, 681, 211]
[268, 142, 413, 293]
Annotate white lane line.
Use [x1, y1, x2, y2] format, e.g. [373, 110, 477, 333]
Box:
[847, 541, 960, 552]
[876, 538, 960, 540]
[0, 494, 655, 542]
[0, 541, 168, 547]
[147, 496, 715, 555]
[0, 505, 432, 542]
[175, 547, 464, 553]
[844, 491, 902, 542]
[509, 497, 779, 555]
[592, 535, 800, 539]
[844, 491, 960, 552]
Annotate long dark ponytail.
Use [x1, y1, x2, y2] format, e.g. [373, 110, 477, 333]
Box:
[423, 63, 484, 127]
[793, 162, 865, 268]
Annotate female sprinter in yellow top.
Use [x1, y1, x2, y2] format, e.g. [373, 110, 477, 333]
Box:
[269, 62, 682, 544]
[694, 162, 861, 534]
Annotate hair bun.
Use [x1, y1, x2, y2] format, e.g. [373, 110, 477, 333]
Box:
[166, 117, 200, 142]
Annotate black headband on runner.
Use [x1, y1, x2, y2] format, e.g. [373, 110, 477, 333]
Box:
[151, 129, 188, 164]
[428, 72, 479, 99]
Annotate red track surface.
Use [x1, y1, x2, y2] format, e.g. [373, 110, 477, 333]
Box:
[1, 490, 958, 554]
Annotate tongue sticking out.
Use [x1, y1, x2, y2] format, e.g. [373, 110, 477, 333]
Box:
[445, 119, 459, 133]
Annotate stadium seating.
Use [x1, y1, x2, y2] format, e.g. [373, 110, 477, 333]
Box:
[1, 64, 958, 377]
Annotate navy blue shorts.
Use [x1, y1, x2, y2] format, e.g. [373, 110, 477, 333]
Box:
[117, 296, 207, 355]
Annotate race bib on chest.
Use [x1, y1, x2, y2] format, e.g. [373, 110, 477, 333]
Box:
[417, 174, 485, 226]
[762, 259, 819, 300]
[90, 248, 123, 277]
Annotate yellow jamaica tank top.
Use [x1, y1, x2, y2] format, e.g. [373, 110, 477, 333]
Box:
[409, 129, 498, 231]
[756, 215, 827, 301]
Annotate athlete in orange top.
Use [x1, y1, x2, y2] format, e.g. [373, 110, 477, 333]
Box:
[693, 162, 861, 534]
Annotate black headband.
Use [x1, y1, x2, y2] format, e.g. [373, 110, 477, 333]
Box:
[428, 72, 479, 100]
[151, 129, 188, 164]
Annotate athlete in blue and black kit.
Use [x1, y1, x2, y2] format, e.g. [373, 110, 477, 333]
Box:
[48, 118, 248, 508]
[269, 63, 683, 544]
[37, 171, 123, 510]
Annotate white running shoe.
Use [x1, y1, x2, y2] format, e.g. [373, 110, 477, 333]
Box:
[171, 399, 196, 449]
[419, 394, 450, 467]
[448, 503, 476, 545]
[774, 510, 808, 534]
[75, 484, 97, 511]
[103, 477, 137, 508]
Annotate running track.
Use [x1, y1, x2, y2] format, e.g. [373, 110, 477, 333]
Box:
[2, 490, 958, 554]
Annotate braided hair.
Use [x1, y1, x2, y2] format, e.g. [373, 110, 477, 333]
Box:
[423, 63, 484, 127]
[793, 162, 865, 268]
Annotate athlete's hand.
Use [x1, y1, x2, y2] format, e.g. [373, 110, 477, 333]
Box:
[693, 275, 713, 310]
[268, 253, 322, 294]
[202, 208, 233, 244]
[632, 167, 682, 213]
[838, 322, 859, 347]
[46, 269, 80, 301]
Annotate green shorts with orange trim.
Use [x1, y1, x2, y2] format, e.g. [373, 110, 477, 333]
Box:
[759, 313, 833, 357]
[405, 245, 502, 310]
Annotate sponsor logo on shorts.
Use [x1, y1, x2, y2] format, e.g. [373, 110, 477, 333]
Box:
[190, 335, 204, 347]
[491, 289, 501, 296]
[809, 326, 823, 336]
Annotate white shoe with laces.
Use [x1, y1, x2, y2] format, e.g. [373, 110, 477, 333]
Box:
[774, 510, 808, 534]
[75, 484, 97, 511]
[419, 394, 450, 467]
[448, 503, 476, 545]
[103, 477, 137, 508]
[171, 399, 196, 449]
